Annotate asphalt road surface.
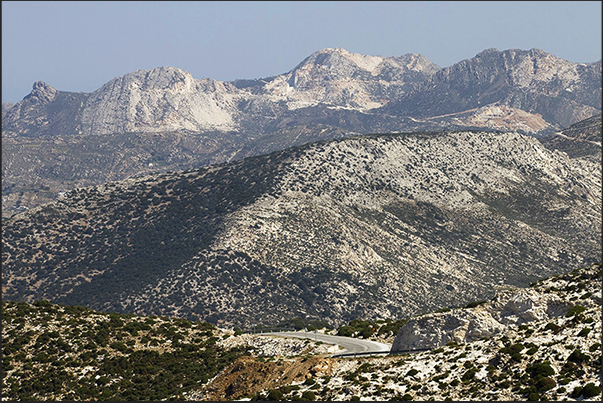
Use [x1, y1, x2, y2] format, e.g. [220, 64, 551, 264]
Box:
[264, 331, 392, 356]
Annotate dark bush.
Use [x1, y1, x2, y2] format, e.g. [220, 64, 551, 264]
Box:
[570, 386, 583, 398]
[464, 300, 488, 309]
[303, 378, 316, 386]
[462, 368, 478, 382]
[582, 383, 601, 398]
[535, 376, 556, 392]
[568, 349, 590, 364]
[527, 392, 540, 401]
[565, 305, 586, 317]
[544, 322, 562, 333]
[526, 361, 555, 379]
[268, 389, 284, 400]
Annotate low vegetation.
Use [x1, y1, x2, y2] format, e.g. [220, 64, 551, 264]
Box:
[1, 301, 249, 401]
[2, 265, 600, 401]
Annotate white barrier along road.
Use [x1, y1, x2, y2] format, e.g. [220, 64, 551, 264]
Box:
[263, 331, 392, 357]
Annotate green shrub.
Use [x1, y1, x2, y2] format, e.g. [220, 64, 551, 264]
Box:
[465, 300, 487, 309]
[568, 349, 590, 364]
[526, 361, 555, 379]
[558, 377, 570, 385]
[406, 368, 419, 377]
[535, 376, 556, 392]
[498, 380, 511, 388]
[565, 305, 586, 317]
[268, 389, 284, 400]
[527, 392, 540, 401]
[570, 386, 583, 398]
[500, 343, 523, 355]
[589, 342, 601, 352]
[582, 383, 601, 398]
[462, 368, 478, 382]
[544, 322, 562, 333]
[511, 352, 523, 362]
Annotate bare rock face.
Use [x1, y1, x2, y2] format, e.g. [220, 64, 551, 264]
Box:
[261, 48, 440, 111]
[391, 309, 506, 351]
[390, 285, 575, 351]
[540, 113, 602, 160]
[2, 47, 600, 139]
[2, 102, 15, 119]
[27, 81, 59, 103]
[382, 48, 601, 128]
[436, 104, 553, 134]
[79, 67, 242, 134]
[2, 48, 601, 219]
[2, 81, 59, 133]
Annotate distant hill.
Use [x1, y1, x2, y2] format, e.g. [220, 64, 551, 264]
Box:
[3, 129, 600, 328]
[539, 113, 602, 160]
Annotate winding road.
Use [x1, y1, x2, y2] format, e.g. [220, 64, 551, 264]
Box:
[264, 331, 392, 357]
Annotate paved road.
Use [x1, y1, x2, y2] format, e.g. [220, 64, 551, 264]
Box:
[264, 331, 392, 356]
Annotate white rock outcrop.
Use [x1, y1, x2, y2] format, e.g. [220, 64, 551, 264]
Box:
[80, 67, 241, 134]
[390, 285, 575, 352]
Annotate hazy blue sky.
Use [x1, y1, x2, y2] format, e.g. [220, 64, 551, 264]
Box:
[2, 1, 601, 103]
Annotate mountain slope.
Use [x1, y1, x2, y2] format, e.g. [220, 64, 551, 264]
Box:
[2, 265, 600, 401]
[4, 48, 599, 138]
[539, 113, 602, 161]
[3, 48, 601, 218]
[2, 129, 600, 328]
[203, 264, 602, 402]
[380, 48, 601, 128]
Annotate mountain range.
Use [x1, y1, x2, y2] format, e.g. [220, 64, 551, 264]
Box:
[2, 117, 600, 328]
[2, 47, 601, 218]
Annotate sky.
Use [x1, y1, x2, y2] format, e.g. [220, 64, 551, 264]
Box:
[2, 1, 602, 103]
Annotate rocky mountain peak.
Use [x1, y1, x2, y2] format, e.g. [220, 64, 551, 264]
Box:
[78, 66, 240, 135]
[100, 66, 197, 94]
[381, 48, 601, 128]
[291, 47, 438, 78]
[24, 80, 58, 104]
[287, 47, 381, 84]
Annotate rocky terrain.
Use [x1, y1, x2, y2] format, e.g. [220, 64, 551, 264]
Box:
[197, 264, 602, 401]
[2, 126, 600, 329]
[382, 48, 601, 128]
[0, 298, 336, 401]
[2, 47, 600, 217]
[4, 264, 598, 401]
[4, 48, 599, 138]
[540, 113, 602, 161]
